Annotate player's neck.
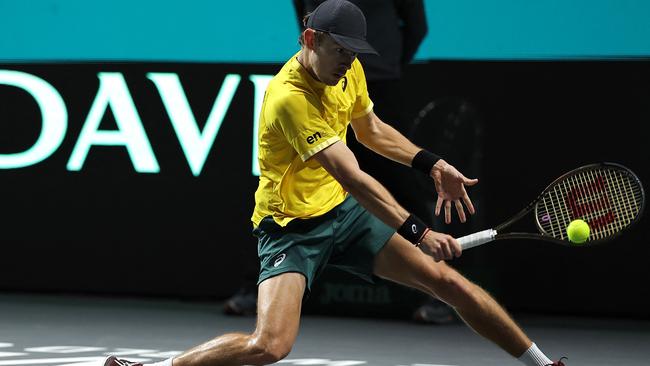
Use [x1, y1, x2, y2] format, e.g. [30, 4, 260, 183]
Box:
[297, 50, 321, 83]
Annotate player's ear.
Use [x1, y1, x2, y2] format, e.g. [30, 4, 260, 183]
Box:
[303, 28, 317, 50]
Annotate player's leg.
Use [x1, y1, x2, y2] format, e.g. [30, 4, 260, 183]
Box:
[373, 233, 531, 357]
[173, 272, 305, 366]
[105, 272, 305, 366]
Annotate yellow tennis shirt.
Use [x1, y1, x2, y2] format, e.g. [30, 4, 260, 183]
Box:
[251, 52, 373, 227]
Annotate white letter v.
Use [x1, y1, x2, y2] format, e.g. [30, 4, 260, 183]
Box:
[148, 73, 241, 176]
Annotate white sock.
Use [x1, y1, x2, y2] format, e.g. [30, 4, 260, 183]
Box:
[146, 358, 173, 366]
[518, 343, 553, 366]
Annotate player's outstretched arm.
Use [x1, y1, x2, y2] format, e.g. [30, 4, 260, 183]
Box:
[350, 111, 478, 223]
[313, 140, 461, 262]
[312, 140, 410, 229]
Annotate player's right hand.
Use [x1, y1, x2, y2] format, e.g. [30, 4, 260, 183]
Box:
[430, 159, 478, 224]
[418, 230, 462, 262]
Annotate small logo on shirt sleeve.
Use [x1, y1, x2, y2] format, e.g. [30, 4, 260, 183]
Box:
[306, 132, 322, 144]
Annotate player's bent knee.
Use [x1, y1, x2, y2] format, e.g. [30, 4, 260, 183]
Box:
[428, 267, 476, 306]
[249, 334, 293, 364]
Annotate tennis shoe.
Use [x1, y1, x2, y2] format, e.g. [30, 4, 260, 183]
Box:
[103, 355, 143, 366]
[546, 357, 568, 366]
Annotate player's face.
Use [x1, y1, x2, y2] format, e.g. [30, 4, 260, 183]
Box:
[312, 35, 357, 86]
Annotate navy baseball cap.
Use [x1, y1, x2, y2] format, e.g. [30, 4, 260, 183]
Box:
[306, 0, 378, 55]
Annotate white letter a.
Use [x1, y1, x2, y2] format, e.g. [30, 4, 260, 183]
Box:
[67, 72, 159, 173]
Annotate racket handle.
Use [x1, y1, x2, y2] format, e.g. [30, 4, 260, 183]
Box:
[458, 229, 497, 250]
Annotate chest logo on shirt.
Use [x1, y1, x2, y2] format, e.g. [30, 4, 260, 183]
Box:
[306, 132, 322, 144]
[341, 76, 348, 92]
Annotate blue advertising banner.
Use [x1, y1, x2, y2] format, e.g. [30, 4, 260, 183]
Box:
[1, 0, 649, 62]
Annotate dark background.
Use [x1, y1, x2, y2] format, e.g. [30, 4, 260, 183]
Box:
[1, 61, 648, 317]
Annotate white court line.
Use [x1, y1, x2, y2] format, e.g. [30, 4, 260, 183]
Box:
[24, 347, 105, 354]
[0, 357, 149, 365]
[278, 360, 366, 365]
[0, 354, 27, 359]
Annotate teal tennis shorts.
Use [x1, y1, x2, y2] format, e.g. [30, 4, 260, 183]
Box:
[253, 196, 396, 290]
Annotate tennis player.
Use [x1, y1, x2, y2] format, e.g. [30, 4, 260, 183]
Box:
[104, 1, 566, 365]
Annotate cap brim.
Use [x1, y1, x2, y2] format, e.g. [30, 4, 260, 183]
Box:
[330, 33, 379, 55]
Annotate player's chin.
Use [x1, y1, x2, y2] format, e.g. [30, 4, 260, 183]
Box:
[324, 76, 341, 86]
[325, 72, 345, 85]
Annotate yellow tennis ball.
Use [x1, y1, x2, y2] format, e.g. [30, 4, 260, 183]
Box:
[567, 219, 590, 244]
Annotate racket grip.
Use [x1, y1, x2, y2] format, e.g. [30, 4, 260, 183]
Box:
[458, 229, 497, 250]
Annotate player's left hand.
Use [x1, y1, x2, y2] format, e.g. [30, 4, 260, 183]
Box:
[418, 229, 462, 262]
[430, 159, 478, 224]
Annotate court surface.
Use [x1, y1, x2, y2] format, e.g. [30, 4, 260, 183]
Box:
[1, 293, 648, 366]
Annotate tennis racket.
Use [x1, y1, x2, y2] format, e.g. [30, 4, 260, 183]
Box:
[458, 162, 645, 250]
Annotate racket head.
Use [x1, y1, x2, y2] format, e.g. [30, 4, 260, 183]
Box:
[533, 162, 645, 246]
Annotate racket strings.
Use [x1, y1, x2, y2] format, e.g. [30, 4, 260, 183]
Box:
[541, 186, 569, 239]
[574, 170, 638, 237]
[538, 168, 642, 242]
[561, 170, 639, 239]
[571, 170, 622, 240]
[581, 169, 641, 238]
[604, 170, 637, 236]
[568, 171, 611, 240]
